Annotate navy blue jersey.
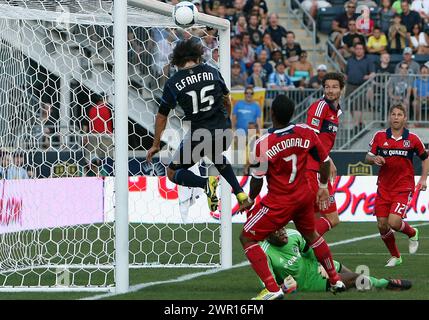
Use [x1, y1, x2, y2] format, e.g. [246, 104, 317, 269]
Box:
[160, 63, 230, 132]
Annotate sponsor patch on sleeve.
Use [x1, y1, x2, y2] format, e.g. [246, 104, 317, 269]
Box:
[311, 118, 320, 127]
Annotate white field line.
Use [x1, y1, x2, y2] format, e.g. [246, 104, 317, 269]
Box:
[82, 222, 429, 300]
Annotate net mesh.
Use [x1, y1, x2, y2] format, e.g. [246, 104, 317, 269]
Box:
[0, 0, 222, 290]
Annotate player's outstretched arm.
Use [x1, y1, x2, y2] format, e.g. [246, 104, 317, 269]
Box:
[223, 94, 232, 117]
[249, 176, 263, 201]
[147, 112, 168, 163]
[365, 153, 385, 166]
[238, 176, 263, 212]
[417, 157, 429, 191]
[329, 158, 337, 183]
[317, 159, 331, 211]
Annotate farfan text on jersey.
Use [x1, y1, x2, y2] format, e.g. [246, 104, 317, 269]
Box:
[175, 72, 214, 91]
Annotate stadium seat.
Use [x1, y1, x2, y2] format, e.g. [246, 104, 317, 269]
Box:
[414, 55, 429, 65]
[329, 0, 346, 6]
[317, 6, 345, 34]
[388, 54, 403, 70]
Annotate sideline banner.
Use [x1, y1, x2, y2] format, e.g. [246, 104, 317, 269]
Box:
[104, 176, 429, 223]
[0, 177, 104, 234]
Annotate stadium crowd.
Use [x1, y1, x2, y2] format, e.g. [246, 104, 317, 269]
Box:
[333, 1, 429, 122]
[159, 0, 322, 90]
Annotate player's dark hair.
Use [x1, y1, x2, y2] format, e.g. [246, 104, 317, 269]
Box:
[322, 72, 345, 89]
[170, 39, 204, 67]
[389, 104, 407, 116]
[271, 94, 295, 126]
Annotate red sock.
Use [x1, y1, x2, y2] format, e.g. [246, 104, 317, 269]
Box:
[244, 243, 279, 292]
[310, 236, 340, 285]
[316, 217, 332, 236]
[398, 221, 416, 238]
[380, 229, 400, 257]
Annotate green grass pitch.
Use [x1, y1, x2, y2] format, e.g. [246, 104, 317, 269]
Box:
[0, 222, 428, 300]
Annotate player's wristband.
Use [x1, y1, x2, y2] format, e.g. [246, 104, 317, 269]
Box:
[319, 183, 328, 189]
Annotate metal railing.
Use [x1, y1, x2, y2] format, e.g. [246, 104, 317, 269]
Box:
[334, 73, 429, 150]
[286, 0, 317, 67]
[263, 88, 322, 127]
[325, 40, 346, 73]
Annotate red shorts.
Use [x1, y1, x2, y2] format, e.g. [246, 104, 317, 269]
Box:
[242, 192, 316, 241]
[375, 187, 413, 219]
[305, 170, 337, 215]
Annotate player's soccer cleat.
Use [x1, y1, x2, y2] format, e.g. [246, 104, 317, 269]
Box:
[385, 256, 402, 267]
[205, 176, 219, 211]
[251, 288, 284, 300]
[329, 280, 346, 294]
[386, 279, 412, 291]
[409, 228, 419, 254]
[236, 192, 252, 210]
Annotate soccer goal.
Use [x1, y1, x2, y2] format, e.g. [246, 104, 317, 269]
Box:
[0, 0, 231, 293]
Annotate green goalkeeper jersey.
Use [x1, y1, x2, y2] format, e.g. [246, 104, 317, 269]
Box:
[260, 229, 341, 292]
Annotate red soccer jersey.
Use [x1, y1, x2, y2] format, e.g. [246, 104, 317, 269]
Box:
[368, 128, 428, 192]
[306, 98, 341, 171]
[251, 123, 329, 208]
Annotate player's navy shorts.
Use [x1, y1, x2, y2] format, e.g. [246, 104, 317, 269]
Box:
[168, 128, 233, 171]
[242, 191, 316, 241]
[306, 170, 337, 215]
[375, 187, 413, 219]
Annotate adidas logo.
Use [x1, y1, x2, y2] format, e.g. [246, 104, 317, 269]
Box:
[383, 142, 389, 146]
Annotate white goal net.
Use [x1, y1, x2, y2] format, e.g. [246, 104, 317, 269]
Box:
[0, 0, 231, 292]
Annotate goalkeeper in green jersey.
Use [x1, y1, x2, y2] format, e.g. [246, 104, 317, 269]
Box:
[261, 227, 412, 293]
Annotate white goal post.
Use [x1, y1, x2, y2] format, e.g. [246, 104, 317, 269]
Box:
[0, 0, 232, 293]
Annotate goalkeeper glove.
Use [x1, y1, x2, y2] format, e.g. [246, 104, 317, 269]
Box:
[281, 275, 297, 294]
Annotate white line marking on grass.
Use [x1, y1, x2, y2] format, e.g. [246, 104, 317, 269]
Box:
[84, 222, 429, 300]
[328, 222, 429, 247]
[81, 262, 249, 300]
[334, 252, 429, 256]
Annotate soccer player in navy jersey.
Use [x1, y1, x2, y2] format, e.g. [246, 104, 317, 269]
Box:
[147, 39, 250, 211]
[366, 104, 429, 267]
[240, 95, 345, 300]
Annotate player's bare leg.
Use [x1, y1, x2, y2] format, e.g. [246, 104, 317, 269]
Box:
[337, 266, 412, 291]
[377, 216, 402, 267]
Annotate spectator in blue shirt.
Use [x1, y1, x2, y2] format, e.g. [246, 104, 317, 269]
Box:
[412, 63, 429, 122]
[267, 62, 295, 90]
[231, 86, 262, 135]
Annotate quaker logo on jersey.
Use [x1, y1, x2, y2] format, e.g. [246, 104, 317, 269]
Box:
[381, 149, 409, 157]
[403, 140, 410, 147]
[311, 118, 320, 127]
